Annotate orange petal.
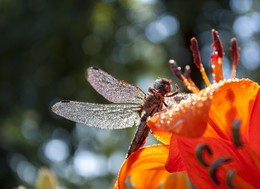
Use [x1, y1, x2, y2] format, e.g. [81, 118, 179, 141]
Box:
[115, 145, 171, 189]
[205, 79, 259, 140]
[165, 135, 185, 173]
[130, 170, 171, 189]
[247, 89, 260, 157]
[150, 126, 172, 144]
[162, 172, 193, 189]
[147, 86, 216, 138]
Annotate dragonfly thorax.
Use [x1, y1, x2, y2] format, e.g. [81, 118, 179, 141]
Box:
[152, 78, 173, 96]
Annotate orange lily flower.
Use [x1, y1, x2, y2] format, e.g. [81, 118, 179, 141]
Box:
[114, 30, 260, 189]
[148, 30, 260, 188]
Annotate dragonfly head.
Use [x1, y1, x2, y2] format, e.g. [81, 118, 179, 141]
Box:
[153, 78, 173, 96]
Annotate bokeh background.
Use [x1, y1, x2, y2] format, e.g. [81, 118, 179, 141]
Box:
[0, 0, 259, 188]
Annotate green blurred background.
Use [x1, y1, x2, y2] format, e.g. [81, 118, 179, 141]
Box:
[0, 0, 259, 188]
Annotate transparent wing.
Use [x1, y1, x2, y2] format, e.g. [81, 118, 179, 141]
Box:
[52, 100, 142, 129]
[86, 67, 145, 104]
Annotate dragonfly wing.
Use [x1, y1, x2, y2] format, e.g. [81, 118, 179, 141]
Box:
[52, 101, 142, 129]
[86, 67, 145, 104]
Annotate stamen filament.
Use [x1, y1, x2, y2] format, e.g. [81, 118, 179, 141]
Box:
[200, 68, 211, 87]
[190, 37, 211, 86]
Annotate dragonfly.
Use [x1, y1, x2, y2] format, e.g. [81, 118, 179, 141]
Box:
[52, 66, 188, 157]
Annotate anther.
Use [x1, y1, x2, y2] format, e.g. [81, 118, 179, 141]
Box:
[229, 38, 240, 78]
[232, 119, 243, 148]
[190, 37, 203, 69]
[211, 29, 224, 82]
[184, 65, 191, 79]
[195, 144, 213, 167]
[226, 170, 237, 189]
[211, 29, 224, 58]
[169, 59, 183, 81]
[190, 37, 211, 86]
[209, 157, 233, 185]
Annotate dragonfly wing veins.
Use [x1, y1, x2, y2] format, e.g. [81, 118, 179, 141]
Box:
[52, 101, 142, 129]
[87, 67, 145, 104]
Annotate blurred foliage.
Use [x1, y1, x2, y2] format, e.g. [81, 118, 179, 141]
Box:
[0, 0, 259, 188]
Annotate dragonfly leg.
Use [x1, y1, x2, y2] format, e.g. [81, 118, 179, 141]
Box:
[163, 84, 179, 107]
[165, 83, 179, 97]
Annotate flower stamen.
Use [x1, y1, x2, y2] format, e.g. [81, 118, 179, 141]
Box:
[190, 37, 211, 87]
[229, 38, 240, 78]
[211, 29, 224, 82]
[231, 119, 243, 148]
[209, 157, 233, 185]
[195, 143, 213, 167]
[169, 59, 200, 93]
[184, 65, 199, 90]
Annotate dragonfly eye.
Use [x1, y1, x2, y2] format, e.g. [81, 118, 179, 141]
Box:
[153, 78, 173, 95]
